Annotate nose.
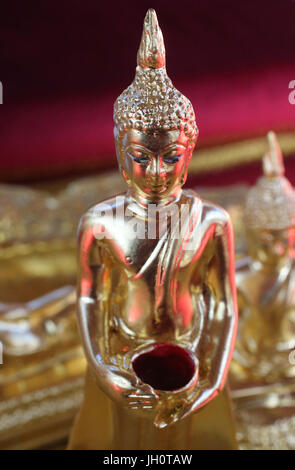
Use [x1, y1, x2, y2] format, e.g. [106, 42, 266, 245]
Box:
[147, 158, 165, 179]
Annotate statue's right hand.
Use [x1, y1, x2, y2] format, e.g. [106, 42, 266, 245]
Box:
[102, 365, 159, 410]
[124, 380, 159, 411]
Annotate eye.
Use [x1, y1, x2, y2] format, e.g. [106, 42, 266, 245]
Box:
[127, 151, 150, 164]
[163, 155, 182, 164]
[260, 232, 273, 244]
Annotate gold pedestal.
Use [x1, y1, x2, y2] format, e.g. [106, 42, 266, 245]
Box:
[232, 380, 295, 450]
[0, 349, 86, 449]
[68, 369, 237, 450]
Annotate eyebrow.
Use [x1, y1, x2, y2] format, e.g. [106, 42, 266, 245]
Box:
[125, 143, 153, 157]
[162, 143, 186, 151]
[125, 142, 186, 153]
[126, 143, 149, 149]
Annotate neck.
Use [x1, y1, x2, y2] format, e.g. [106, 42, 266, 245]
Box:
[127, 186, 183, 209]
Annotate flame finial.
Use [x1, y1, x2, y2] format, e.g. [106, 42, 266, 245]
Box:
[113, 9, 198, 143]
[262, 131, 285, 177]
[137, 9, 166, 70]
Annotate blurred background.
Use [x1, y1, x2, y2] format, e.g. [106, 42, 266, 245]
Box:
[0, 0, 295, 450]
[0, 0, 295, 185]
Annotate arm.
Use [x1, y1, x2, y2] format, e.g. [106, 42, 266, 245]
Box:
[77, 213, 158, 408]
[155, 211, 238, 427]
[202, 214, 238, 391]
[190, 212, 237, 409]
[0, 286, 76, 356]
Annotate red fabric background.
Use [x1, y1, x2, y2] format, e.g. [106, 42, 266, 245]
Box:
[0, 0, 295, 183]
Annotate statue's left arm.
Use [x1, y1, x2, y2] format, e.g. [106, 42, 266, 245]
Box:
[191, 211, 238, 412]
[156, 210, 238, 426]
[205, 212, 238, 386]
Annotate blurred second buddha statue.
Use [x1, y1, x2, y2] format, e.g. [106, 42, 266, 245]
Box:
[0, 286, 77, 357]
[231, 132, 295, 388]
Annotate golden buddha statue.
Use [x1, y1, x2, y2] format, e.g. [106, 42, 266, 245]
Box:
[230, 132, 295, 399]
[69, 9, 238, 450]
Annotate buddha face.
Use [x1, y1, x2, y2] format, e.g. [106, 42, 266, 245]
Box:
[114, 127, 194, 200]
[247, 226, 295, 266]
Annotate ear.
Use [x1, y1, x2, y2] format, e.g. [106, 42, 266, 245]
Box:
[185, 144, 194, 166]
[114, 128, 131, 187]
[181, 167, 188, 186]
[121, 167, 128, 182]
[113, 126, 122, 160]
[180, 145, 194, 187]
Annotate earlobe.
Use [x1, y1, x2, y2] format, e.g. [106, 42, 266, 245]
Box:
[121, 168, 131, 187]
[181, 174, 187, 186]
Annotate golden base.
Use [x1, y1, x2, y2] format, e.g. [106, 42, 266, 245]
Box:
[68, 370, 237, 450]
[232, 380, 295, 449]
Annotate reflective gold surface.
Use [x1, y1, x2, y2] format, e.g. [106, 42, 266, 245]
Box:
[69, 369, 237, 450]
[231, 132, 295, 385]
[70, 9, 238, 449]
[1, 152, 294, 448]
[0, 174, 125, 449]
[230, 132, 295, 448]
[0, 286, 86, 450]
[6, 8, 295, 449]
[0, 173, 242, 448]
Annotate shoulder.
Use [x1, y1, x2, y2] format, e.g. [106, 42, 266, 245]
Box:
[80, 193, 126, 224]
[86, 193, 126, 217]
[78, 193, 126, 237]
[202, 199, 231, 228]
[183, 189, 231, 228]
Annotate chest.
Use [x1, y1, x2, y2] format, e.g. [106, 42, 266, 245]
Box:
[237, 266, 295, 310]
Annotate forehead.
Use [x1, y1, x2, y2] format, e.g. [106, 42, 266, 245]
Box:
[122, 129, 188, 151]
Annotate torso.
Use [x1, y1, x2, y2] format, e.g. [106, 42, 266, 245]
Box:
[86, 189, 228, 349]
[236, 260, 295, 347]
[233, 260, 295, 380]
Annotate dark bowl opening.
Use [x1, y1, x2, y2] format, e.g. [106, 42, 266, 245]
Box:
[132, 343, 196, 391]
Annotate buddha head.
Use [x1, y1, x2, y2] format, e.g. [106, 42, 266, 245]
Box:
[244, 132, 295, 266]
[113, 9, 198, 201]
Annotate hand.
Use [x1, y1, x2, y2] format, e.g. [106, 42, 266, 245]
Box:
[154, 378, 214, 429]
[124, 379, 159, 411]
[100, 364, 159, 411]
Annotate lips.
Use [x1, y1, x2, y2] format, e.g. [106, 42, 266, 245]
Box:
[151, 183, 164, 188]
[149, 184, 167, 193]
[148, 179, 166, 188]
